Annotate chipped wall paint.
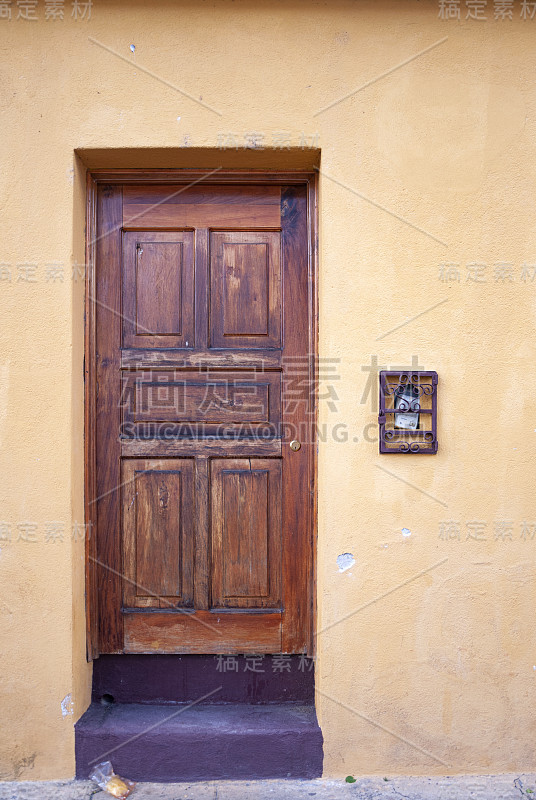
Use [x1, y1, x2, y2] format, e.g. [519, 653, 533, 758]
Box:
[1, 0, 536, 780]
[337, 554, 356, 573]
[60, 695, 74, 719]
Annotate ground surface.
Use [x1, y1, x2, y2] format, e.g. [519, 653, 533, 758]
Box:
[0, 775, 535, 800]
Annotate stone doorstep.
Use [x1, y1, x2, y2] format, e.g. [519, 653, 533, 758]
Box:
[75, 702, 323, 782]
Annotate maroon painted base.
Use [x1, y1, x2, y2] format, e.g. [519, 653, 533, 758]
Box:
[76, 655, 322, 780]
[92, 654, 315, 705]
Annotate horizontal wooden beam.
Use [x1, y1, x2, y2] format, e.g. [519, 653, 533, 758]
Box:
[121, 349, 282, 370]
[123, 610, 282, 654]
[120, 439, 282, 458]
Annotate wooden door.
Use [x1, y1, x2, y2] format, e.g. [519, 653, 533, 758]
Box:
[86, 173, 316, 656]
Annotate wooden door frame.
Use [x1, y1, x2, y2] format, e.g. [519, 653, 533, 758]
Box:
[84, 169, 318, 661]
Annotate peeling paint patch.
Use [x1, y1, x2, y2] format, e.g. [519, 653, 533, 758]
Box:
[402, 527, 411, 537]
[337, 553, 355, 572]
[61, 693, 73, 718]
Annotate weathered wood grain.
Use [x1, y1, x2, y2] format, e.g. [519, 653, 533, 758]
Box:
[90, 175, 316, 656]
[123, 610, 282, 654]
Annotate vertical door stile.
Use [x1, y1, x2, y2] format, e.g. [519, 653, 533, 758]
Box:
[95, 184, 123, 653]
[281, 186, 310, 653]
[194, 228, 210, 610]
[194, 228, 209, 352]
[194, 456, 210, 610]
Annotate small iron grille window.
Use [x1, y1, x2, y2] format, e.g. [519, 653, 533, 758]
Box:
[378, 371, 438, 454]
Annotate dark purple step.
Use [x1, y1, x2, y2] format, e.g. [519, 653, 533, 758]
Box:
[75, 702, 323, 781]
[92, 654, 315, 705]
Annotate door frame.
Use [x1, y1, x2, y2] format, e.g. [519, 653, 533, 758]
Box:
[84, 169, 318, 660]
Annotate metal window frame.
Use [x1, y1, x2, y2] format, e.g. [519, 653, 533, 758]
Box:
[378, 370, 438, 454]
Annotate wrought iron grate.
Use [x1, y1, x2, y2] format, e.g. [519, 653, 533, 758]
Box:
[378, 371, 438, 454]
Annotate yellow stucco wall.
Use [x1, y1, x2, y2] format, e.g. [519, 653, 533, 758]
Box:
[2, 0, 536, 779]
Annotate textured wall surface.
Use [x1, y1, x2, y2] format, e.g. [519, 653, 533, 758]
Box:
[1, 0, 536, 779]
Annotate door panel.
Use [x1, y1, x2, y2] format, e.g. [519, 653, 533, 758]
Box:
[122, 184, 282, 229]
[122, 232, 195, 349]
[210, 459, 282, 609]
[123, 609, 282, 655]
[122, 459, 195, 610]
[120, 370, 280, 439]
[91, 177, 315, 656]
[209, 232, 281, 349]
